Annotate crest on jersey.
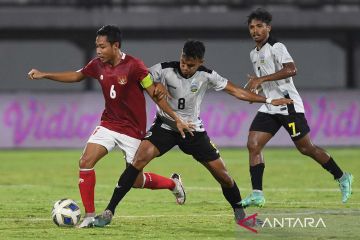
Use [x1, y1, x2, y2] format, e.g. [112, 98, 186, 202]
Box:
[117, 76, 127, 85]
[190, 82, 199, 93]
[259, 52, 265, 64]
[100, 75, 104, 80]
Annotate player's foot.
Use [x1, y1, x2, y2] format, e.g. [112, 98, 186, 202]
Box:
[338, 172, 353, 203]
[234, 208, 263, 227]
[241, 191, 265, 208]
[76, 216, 95, 228]
[171, 173, 186, 205]
[93, 209, 113, 227]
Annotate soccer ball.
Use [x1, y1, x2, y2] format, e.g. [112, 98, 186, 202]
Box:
[51, 198, 81, 227]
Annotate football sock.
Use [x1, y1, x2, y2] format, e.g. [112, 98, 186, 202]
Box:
[79, 169, 96, 214]
[143, 172, 176, 190]
[221, 181, 243, 209]
[321, 157, 344, 179]
[250, 163, 265, 191]
[106, 164, 140, 214]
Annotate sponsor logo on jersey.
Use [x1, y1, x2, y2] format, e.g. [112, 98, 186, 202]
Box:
[117, 76, 127, 85]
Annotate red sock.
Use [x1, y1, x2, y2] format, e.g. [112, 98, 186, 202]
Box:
[79, 169, 96, 214]
[143, 172, 175, 190]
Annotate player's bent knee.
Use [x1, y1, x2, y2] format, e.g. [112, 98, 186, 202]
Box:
[79, 156, 95, 169]
[247, 141, 262, 153]
[297, 146, 314, 157]
[132, 156, 151, 170]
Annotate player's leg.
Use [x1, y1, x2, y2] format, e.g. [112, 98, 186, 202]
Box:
[179, 131, 261, 225]
[242, 112, 280, 208]
[133, 170, 183, 204]
[141, 123, 185, 204]
[293, 134, 353, 203]
[284, 113, 353, 203]
[93, 140, 160, 227]
[94, 122, 177, 227]
[132, 169, 175, 189]
[77, 126, 115, 228]
[201, 158, 262, 226]
[201, 158, 243, 214]
[130, 123, 181, 201]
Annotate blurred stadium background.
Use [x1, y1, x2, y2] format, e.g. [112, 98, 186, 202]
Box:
[1, 0, 360, 148]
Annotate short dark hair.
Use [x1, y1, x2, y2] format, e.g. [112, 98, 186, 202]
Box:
[97, 25, 122, 47]
[182, 40, 205, 60]
[247, 8, 272, 25]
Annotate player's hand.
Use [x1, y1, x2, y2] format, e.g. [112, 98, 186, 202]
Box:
[245, 74, 262, 93]
[270, 98, 293, 106]
[28, 69, 44, 80]
[175, 119, 195, 138]
[153, 83, 172, 101]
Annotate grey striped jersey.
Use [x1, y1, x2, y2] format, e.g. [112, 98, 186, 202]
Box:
[250, 37, 305, 115]
[149, 61, 228, 132]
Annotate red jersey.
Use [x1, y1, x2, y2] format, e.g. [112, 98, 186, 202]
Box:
[81, 53, 149, 139]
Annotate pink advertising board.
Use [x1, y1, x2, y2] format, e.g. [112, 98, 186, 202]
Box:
[1, 91, 359, 148]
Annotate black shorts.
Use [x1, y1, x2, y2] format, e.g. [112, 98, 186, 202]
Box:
[249, 112, 310, 141]
[144, 118, 220, 162]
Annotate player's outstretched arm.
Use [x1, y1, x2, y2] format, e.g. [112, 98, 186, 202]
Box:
[145, 83, 194, 138]
[28, 69, 85, 83]
[245, 62, 297, 91]
[153, 82, 172, 101]
[224, 81, 293, 106]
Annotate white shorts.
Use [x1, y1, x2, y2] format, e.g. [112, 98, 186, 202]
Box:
[87, 126, 141, 164]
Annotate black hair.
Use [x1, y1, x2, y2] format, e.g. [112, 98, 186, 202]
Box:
[247, 8, 272, 25]
[96, 25, 122, 47]
[182, 40, 205, 60]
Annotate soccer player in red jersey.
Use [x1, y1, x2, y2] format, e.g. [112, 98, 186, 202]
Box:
[28, 25, 192, 228]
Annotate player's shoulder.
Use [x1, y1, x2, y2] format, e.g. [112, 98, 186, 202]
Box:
[267, 37, 288, 50]
[125, 54, 148, 72]
[160, 61, 179, 69]
[83, 57, 103, 70]
[125, 54, 144, 64]
[197, 65, 213, 74]
[250, 47, 257, 56]
[267, 36, 280, 46]
[88, 57, 102, 65]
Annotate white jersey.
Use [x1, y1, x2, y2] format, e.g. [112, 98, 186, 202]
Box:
[250, 37, 305, 115]
[149, 61, 228, 132]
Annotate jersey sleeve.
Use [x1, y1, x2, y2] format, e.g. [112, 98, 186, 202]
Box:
[148, 63, 163, 83]
[132, 58, 150, 86]
[273, 42, 294, 64]
[79, 58, 99, 79]
[208, 70, 228, 91]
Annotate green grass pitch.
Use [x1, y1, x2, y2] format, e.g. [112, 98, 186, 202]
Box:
[0, 148, 359, 239]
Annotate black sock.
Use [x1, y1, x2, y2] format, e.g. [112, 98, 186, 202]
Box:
[221, 181, 243, 210]
[250, 163, 265, 190]
[106, 165, 140, 214]
[322, 157, 343, 180]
